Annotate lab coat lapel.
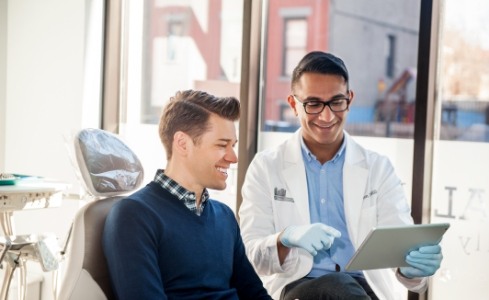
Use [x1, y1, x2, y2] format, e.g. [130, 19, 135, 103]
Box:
[343, 133, 369, 245]
[283, 131, 310, 224]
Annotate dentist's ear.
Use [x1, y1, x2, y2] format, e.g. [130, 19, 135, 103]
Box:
[347, 89, 355, 106]
[287, 95, 299, 116]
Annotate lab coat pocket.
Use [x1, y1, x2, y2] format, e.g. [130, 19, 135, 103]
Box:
[359, 201, 378, 230]
[274, 195, 294, 202]
[273, 200, 299, 231]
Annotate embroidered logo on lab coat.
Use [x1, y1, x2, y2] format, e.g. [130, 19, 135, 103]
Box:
[363, 189, 378, 200]
[274, 187, 294, 202]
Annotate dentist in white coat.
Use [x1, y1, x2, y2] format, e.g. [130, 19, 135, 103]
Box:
[239, 51, 443, 300]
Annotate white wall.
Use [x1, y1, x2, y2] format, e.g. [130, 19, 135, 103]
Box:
[4, 0, 85, 185]
[1, 1, 101, 299]
[0, 0, 6, 171]
[2, 0, 90, 233]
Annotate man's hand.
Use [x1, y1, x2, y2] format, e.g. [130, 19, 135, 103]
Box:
[399, 245, 443, 278]
[279, 223, 341, 256]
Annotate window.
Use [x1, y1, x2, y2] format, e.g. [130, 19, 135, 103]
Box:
[261, 4, 312, 129]
[117, 0, 244, 211]
[282, 18, 307, 77]
[430, 0, 489, 298]
[386, 34, 396, 78]
[104, 2, 489, 298]
[166, 20, 185, 62]
[261, 1, 419, 139]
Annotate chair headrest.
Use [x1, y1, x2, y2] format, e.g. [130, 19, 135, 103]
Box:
[74, 128, 144, 197]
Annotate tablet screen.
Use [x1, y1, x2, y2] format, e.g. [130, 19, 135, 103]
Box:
[345, 223, 450, 271]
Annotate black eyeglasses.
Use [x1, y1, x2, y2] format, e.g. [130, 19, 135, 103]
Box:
[293, 95, 350, 114]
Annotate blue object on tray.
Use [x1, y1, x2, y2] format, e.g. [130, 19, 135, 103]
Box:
[0, 174, 39, 186]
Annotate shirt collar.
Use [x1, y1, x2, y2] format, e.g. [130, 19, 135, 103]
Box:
[300, 134, 347, 164]
[153, 169, 209, 205]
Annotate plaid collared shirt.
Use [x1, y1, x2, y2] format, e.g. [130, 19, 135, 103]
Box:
[153, 169, 209, 216]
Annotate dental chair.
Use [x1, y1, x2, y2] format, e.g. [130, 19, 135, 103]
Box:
[55, 128, 144, 300]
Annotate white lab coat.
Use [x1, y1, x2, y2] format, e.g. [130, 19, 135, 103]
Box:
[239, 130, 427, 300]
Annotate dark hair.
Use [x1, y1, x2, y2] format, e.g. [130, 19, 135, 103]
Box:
[159, 89, 240, 159]
[291, 51, 350, 91]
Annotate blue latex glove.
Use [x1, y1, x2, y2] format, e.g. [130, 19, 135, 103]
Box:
[280, 223, 341, 256]
[399, 245, 443, 278]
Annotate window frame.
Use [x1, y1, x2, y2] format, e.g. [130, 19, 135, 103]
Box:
[101, 3, 441, 298]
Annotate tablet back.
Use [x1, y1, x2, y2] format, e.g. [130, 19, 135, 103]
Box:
[345, 223, 450, 271]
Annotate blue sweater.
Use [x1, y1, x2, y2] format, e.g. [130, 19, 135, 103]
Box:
[103, 182, 271, 300]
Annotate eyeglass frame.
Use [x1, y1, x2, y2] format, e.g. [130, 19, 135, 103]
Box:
[292, 94, 351, 114]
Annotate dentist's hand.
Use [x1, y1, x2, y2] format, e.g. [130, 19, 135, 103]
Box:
[399, 245, 443, 278]
[279, 223, 341, 256]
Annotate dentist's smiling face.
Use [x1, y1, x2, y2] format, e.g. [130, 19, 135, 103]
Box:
[287, 72, 354, 162]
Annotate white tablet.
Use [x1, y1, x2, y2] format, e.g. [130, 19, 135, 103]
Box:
[345, 223, 450, 271]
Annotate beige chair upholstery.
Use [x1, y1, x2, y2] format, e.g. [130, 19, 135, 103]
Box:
[55, 128, 144, 300]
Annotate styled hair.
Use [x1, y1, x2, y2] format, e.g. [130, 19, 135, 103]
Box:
[159, 89, 240, 159]
[291, 51, 350, 91]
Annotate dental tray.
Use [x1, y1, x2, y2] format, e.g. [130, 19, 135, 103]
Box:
[0, 174, 37, 186]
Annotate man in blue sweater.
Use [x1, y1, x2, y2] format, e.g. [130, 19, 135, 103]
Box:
[103, 90, 272, 299]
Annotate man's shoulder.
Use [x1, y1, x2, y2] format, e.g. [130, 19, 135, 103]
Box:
[119, 182, 157, 199]
[346, 133, 382, 156]
[112, 183, 169, 210]
[254, 131, 299, 160]
[345, 134, 394, 169]
[207, 199, 235, 216]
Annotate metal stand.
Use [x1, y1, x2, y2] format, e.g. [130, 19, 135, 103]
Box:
[0, 181, 67, 300]
[0, 212, 28, 300]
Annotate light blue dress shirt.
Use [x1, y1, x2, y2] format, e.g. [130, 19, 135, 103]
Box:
[300, 137, 362, 278]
